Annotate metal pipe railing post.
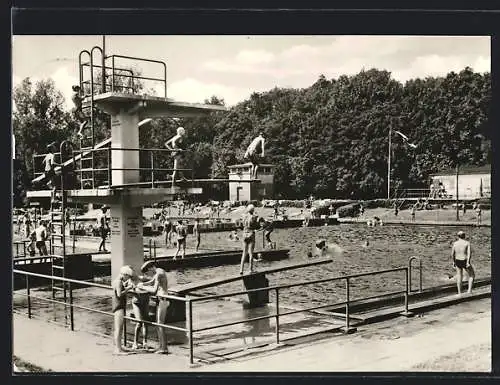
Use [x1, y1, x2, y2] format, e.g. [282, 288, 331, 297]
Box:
[345, 277, 350, 332]
[69, 281, 74, 331]
[275, 288, 280, 344]
[72, 212, 76, 253]
[187, 298, 194, 364]
[404, 268, 409, 314]
[123, 317, 127, 347]
[107, 147, 112, 187]
[150, 151, 155, 188]
[26, 275, 32, 318]
[111, 56, 115, 92]
[408, 257, 413, 292]
[419, 259, 423, 293]
[153, 241, 157, 261]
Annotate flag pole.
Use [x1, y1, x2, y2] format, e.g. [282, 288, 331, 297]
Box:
[387, 125, 392, 200]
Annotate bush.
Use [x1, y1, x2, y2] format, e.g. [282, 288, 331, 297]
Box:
[336, 202, 361, 218]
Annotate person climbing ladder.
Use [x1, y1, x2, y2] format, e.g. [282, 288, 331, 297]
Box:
[71, 85, 89, 139]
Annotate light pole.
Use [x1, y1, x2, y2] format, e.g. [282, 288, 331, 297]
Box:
[456, 163, 460, 221]
[387, 125, 392, 200]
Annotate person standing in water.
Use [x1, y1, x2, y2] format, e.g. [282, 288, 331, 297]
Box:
[164, 127, 187, 188]
[244, 133, 265, 179]
[451, 230, 475, 295]
[239, 204, 259, 275]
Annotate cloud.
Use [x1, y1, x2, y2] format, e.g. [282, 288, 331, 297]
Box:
[168, 77, 264, 106]
[50, 66, 79, 110]
[201, 36, 490, 87]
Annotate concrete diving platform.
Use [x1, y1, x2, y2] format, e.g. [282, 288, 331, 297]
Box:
[27, 186, 203, 206]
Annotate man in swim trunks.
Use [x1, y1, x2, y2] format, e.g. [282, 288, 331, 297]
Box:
[239, 204, 259, 275]
[34, 220, 49, 256]
[244, 133, 265, 179]
[193, 218, 201, 252]
[164, 126, 187, 188]
[112, 265, 135, 355]
[137, 261, 170, 354]
[163, 217, 173, 247]
[451, 230, 475, 295]
[173, 220, 187, 260]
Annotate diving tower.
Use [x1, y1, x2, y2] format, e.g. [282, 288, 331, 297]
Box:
[27, 43, 232, 280]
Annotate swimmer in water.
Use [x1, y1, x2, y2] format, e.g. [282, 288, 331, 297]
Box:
[309, 239, 343, 259]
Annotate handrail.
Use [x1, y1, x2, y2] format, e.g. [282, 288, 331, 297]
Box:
[106, 54, 167, 98]
[12, 269, 186, 302]
[14, 264, 411, 365]
[408, 256, 423, 293]
[186, 266, 408, 303]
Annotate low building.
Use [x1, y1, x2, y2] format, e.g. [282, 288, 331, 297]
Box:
[228, 163, 274, 202]
[429, 164, 491, 199]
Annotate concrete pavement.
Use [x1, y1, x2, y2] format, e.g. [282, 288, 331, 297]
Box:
[13, 298, 491, 373]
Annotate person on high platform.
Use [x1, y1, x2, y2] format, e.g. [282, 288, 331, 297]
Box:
[71, 85, 88, 139]
[164, 126, 187, 188]
[244, 133, 265, 179]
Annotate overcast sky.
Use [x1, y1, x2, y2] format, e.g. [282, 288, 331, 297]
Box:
[12, 35, 490, 110]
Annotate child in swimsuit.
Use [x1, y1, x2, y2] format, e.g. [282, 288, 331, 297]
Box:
[112, 265, 134, 355]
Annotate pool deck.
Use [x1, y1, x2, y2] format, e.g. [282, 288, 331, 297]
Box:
[338, 218, 490, 227]
[13, 295, 491, 373]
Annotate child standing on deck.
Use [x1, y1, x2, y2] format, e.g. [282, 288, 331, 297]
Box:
[112, 265, 135, 355]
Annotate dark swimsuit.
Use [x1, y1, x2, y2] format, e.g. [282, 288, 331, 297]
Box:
[454, 259, 467, 269]
[112, 281, 127, 312]
[132, 292, 150, 319]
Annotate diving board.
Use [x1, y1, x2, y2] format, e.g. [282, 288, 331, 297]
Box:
[31, 138, 112, 184]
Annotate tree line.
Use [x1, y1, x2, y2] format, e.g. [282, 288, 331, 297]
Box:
[12, 67, 491, 205]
